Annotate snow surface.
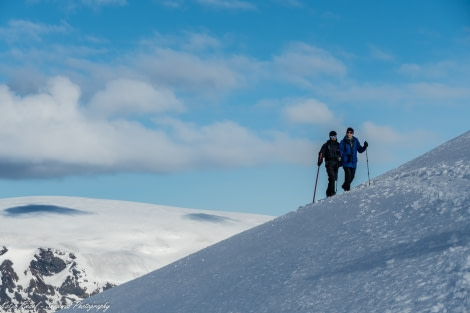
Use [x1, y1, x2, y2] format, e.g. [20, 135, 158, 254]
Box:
[58, 130, 470, 313]
[0, 196, 273, 287]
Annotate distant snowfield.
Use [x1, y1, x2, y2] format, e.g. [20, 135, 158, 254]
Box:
[0, 196, 274, 285]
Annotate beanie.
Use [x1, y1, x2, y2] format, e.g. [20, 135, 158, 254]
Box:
[347, 127, 354, 133]
[329, 131, 337, 137]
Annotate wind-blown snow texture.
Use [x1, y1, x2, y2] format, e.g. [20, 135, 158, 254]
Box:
[59, 131, 470, 313]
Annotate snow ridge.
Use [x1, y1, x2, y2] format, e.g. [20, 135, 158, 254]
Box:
[58, 130, 470, 313]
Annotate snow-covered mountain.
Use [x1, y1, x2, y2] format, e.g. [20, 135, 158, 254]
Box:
[58, 130, 470, 313]
[0, 197, 273, 312]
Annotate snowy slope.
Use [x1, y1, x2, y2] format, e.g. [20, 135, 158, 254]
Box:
[0, 197, 273, 312]
[59, 130, 470, 313]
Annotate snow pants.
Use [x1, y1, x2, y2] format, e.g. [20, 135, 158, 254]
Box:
[342, 167, 356, 191]
[326, 165, 338, 197]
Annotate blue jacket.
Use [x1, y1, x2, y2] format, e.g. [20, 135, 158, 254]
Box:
[339, 136, 366, 168]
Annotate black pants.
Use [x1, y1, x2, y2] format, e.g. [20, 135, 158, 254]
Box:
[342, 167, 356, 191]
[326, 165, 338, 197]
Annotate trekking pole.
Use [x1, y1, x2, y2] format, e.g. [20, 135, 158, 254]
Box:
[366, 148, 371, 185]
[312, 165, 320, 203]
[335, 163, 339, 193]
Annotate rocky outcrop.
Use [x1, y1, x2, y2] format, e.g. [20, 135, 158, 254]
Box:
[0, 246, 8, 256]
[0, 247, 116, 313]
[0, 259, 19, 305]
[30, 249, 67, 277]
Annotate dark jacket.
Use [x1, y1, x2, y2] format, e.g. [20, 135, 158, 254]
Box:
[339, 136, 366, 168]
[318, 140, 341, 167]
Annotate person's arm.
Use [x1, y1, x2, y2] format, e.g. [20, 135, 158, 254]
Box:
[357, 138, 368, 153]
[338, 140, 344, 157]
[317, 144, 325, 166]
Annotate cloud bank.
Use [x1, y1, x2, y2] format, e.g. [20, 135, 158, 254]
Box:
[0, 76, 312, 179]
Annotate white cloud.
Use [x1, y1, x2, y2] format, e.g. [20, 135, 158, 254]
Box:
[397, 61, 461, 79]
[182, 32, 221, 52]
[0, 76, 312, 179]
[154, 0, 184, 9]
[196, 0, 256, 10]
[154, 117, 313, 167]
[1, 23, 346, 101]
[88, 79, 185, 117]
[43, 0, 127, 9]
[314, 81, 470, 105]
[272, 43, 347, 86]
[82, 0, 127, 5]
[360, 121, 435, 164]
[271, 0, 304, 7]
[406, 82, 470, 100]
[0, 19, 70, 42]
[134, 48, 244, 94]
[2, 29, 260, 100]
[282, 98, 335, 125]
[361, 122, 404, 144]
[368, 44, 394, 61]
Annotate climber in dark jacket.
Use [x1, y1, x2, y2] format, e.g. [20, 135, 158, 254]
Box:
[339, 127, 368, 191]
[318, 131, 341, 197]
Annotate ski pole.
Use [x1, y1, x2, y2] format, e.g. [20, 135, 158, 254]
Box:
[313, 165, 320, 203]
[366, 148, 371, 185]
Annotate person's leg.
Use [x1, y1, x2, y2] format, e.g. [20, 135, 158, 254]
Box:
[342, 167, 352, 191]
[326, 167, 336, 196]
[350, 167, 356, 185]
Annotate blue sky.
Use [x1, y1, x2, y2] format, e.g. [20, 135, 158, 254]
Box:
[0, 0, 469, 216]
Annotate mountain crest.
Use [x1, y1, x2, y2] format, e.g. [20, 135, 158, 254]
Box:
[58, 131, 470, 313]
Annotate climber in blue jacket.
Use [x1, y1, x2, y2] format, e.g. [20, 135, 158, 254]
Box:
[339, 127, 368, 191]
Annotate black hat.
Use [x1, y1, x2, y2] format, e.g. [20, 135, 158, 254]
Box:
[329, 131, 337, 137]
[347, 127, 354, 134]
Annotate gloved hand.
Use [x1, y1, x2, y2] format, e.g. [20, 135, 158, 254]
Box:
[363, 141, 368, 149]
[317, 160, 322, 167]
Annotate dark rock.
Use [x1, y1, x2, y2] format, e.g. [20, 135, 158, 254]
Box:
[59, 276, 88, 298]
[28, 277, 55, 296]
[0, 246, 8, 256]
[1, 260, 18, 294]
[30, 248, 66, 276]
